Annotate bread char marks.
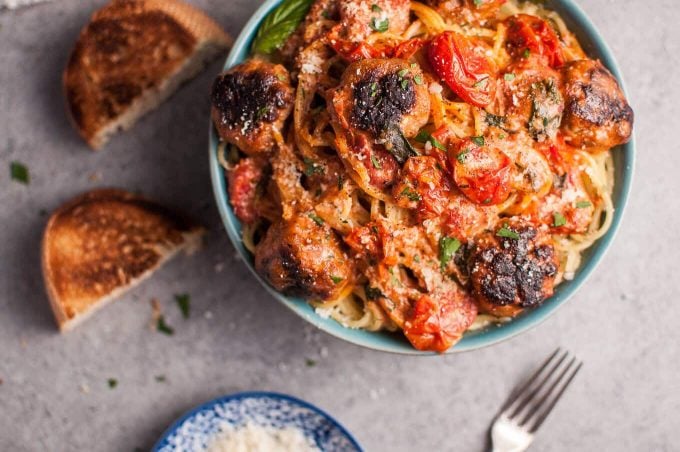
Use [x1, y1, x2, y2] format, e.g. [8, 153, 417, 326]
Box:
[66, 11, 196, 124]
[51, 198, 191, 301]
[351, 70, 416, 136]
[42, 189, 203, 330]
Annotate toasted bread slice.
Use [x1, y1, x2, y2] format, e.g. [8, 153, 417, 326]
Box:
[64, 0, 232, 149]
[42, 189, 204, 332]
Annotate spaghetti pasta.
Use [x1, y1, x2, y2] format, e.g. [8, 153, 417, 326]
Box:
[211, 0, 632, 352]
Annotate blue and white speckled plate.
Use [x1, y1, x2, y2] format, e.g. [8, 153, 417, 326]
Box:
[152, 392, 362, 452]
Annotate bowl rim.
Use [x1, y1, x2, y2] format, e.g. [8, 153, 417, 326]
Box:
[209, 0, 636, 355]
[152, 391, 362, 451]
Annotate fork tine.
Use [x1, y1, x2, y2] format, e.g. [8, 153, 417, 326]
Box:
[518, 355, 578, 426]
[507, 349, 569, 419]
[527, 360, 583, 432]
[499, 348, 561, 414]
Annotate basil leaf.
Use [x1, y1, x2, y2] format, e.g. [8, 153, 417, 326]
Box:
[174, 293, 190, 319]
[439, 236, 461, 270]
[365, 286, 383, 300]
[382, 123, 418, 164]
[10, 161, 29, 184]
[553, 212, 567, 227]
[251, 0, 313, 54]
[497, 224, 520, 239]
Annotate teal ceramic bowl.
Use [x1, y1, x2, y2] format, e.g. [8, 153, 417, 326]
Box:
[209, 0, 635, 354]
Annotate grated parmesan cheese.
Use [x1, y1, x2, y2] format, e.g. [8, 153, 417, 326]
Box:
[207, 422, 320, 452]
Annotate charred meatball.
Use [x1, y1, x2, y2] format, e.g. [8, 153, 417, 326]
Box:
[332, 59, 430, 139]
[254, 213, 351, 301]
[330, 59, 430, 193]
[468, 220, 558, 317]
[561, 59, 633, 150]
[211, 60, 294, 155]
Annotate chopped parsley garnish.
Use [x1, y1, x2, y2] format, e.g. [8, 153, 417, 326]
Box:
[371, 3, 382, 12]
[457, 149, 470, 163]
[277, 74, 287, 82]
[174, 294, 190, 319]
[370, 17, 389, 33]
[473, 0, 483, 5]
[303, 157, 324, 176]
[553, 211, 567, 227]
[305, 358, 317, 367]
[401, 78, 409, 90]
[498, 133, 506, 139]
[370, 82, 378, 97]
[471, 136, 485, 146]
[523, 48, 531, 58]
[365, 286, 383, 300]
[370, 153, 382, 169]
[10, 161, 29, 184]
[397, 68, 409, 77]
[308, 213, 325, 226]
[157, 316, 174, 335]
[497, 224, 520, 239]
[255, 105, 270, 119]
[401, 187, 421, 202]
[439, 236, 461, 270]
[414, 74, 423, 85]
[504, 73, 516, 81]
[576, 200, 592, 209]
[415, 130, 446, 150]
[107, 378, 118, 389]
[485, 113, 506, 127]
[330, 275, 344, 284]
[474, 77, 489, 88]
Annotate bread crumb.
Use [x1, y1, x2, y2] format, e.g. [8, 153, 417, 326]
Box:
[149, 298, 162, 330]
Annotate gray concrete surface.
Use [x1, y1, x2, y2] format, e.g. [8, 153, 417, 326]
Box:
[1, 1, 678, 451]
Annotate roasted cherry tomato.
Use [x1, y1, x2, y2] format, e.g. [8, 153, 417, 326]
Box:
[392, 38, 427, 59]
[451, 137, 512, 205]
[427, 31, 496, 107]
[403, 292, 477, 353]
[505, 14, 564, 68]
[228, 158, 263, 224]
[330, 36, 426, 62]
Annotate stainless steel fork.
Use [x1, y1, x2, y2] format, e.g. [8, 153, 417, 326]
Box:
[490, 349, 583, 452]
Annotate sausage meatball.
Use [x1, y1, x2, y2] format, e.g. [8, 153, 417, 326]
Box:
[332, 59, 430, 139]
[468, 219, 558, 317]
[254, 213, 351, 301]
[330, 59, 430, 191]
[503, 59, 564, 142]
[561, 59, 634, 150]
[211, 60, 294, 155]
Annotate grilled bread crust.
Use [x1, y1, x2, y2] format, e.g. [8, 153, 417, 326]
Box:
[42, 188, 204, 331]
[64, 0, 232, 148]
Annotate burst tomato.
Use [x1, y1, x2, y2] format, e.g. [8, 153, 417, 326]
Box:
[403, 292, 477, 353]
[228, 158, 263, 224]
[505, 14, 564, 68]
[451, 137, 512, 205]
[427, 31, 496, 107]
